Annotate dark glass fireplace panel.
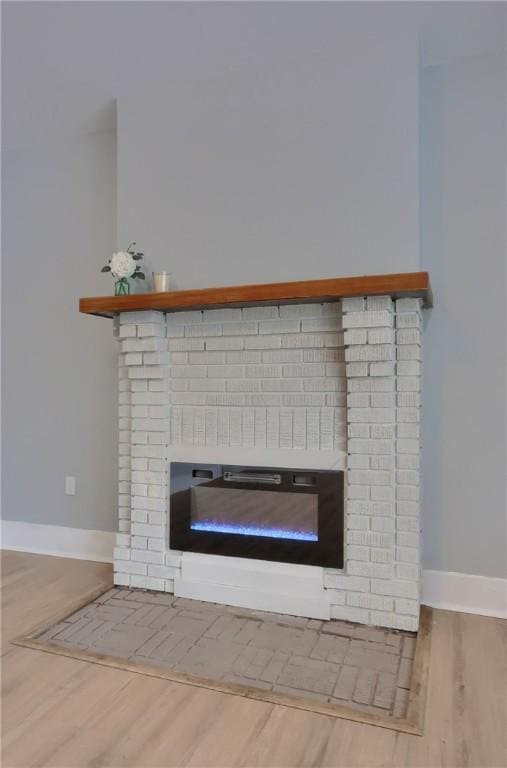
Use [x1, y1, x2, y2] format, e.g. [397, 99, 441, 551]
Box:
[170, 463, 343, 568]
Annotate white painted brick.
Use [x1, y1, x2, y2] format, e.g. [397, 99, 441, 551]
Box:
[370, 362, 395, 377]
[138, 324, 166, 338]
[121, 310, 165, 326]
[306, 408, 319, 450]
[226, 351, 262, 364]
[226, 379, 261, 392]
[304, 378, 346, 392]
[222, 321, 258, 336]
[168, 338, 205, 351]
[283, 363, 325, 378]
[131, 406, 148, 419]
[229, 408, 242, 447]
[348, 454, 370, 469]
[259, 319, 300, 334]
[341, 297, 365, 312]
[133, 392, 169, 406]
[131, 536, 147, 549]
[171, 365, 207, 378]
[368, 328, 395, 345]
[279, 408, 293, 448]
[262, 350, 303, 363]
[303, 349, 344, 364]
[190, 379, 226, 392]
[124, 352, 143, 367]
[370, 424, 395, 438]
[397, 532, 419, 548]
[347, 592, 394, 611]
[346, 545, 370, 561]
[396, 328, 420, 344]
[370, 548, 394, 564]
[398, 376, 421, 392]
[348, 377, 394, 393]
[131, 522, 165, 538]
[132, 496, 166, 512]
[131, 548, 164, 565]
[324, 574, 370, 592]
[113, 547, 130, 561]
[147, 564, 180, 580]
[347, 530, 394, 548]
[371, 579, 418, 599]
[326, 590, 346, 606]
[370, 486, 394, 502]
[397, 485, 420, 501]
[348, 408, 393, 424]
[346, 345, 394, 363]
[396, 298, 422, 313]
[203, 308, 242, 322]
[324, 333, 344, 347]
[349, 469, 392, 486]
[117, 560, 147, 576]
[396, 312, 421, 329]
[149, 380, 170, 392]
[366, 296, 392, 311]
[397, 454, 420, 470]
[205, 337, 243, 351]
[118, 324, 137, 339]
[278, 304, 322, 318]
[397, 407, 420, 423]
[330, 606, 370, 623]
[185, 323, 222, 337]
[395, 598, 419, 616]
[397, 517, 420, 533]
[397, 423, 420, 439]
[395, 563, 419, 580]
[148, 537, 165, 551]
[346, 362, 368, 377]
[397, 500, 420, 516]
[369, 455, 394, 470]
[397, 438, 419, 454]
[128, 366, 165, 380]
[397, 360, 421, 376]
[144, 352, 171, 366]
[168, 310, 204, 324]
[244, 336, 281, 350]
[130, 575, 165, 591]
[254, 408, 267, 447]
[326, 392, 347, 406]
[118, 521, 130, 534]
[208, 364, 245, 378]
[131, 484, 147, 497]
[397, 392, 421, 407]
[245, 365, 281, 378]
[166, 325, 184, 338]
[347, 561, 394, 579]
[397, 345, 422, 361]
[348, 424, 371, 439]
[113, 572, 130, 586]
[280, 333, 325, 348]
[344, 329, 367, 345]
[266, 407, 280, 448]
[242, 306, 280, 320]
[347, 485, 370, 500]
[206, 393, 245, 407]
[342, 310, 393, 329]
[320, 407, 334, 450]
[347, 393, 370, 408]
[301, 318, 341, 333]
[396, 546, 419, 564]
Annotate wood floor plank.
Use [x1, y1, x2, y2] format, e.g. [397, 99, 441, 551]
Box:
[1, 551, 505, 768]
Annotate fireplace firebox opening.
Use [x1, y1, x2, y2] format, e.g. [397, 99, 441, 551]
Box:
[169, 463, 344, 568]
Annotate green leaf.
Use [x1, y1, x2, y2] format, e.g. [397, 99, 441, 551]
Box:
[101, 266, 111, 272]
[132, 254, 143, 260]
[135, 272, 146, 280]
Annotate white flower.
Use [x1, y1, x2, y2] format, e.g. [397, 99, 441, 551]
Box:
[110, 251, 136, 279]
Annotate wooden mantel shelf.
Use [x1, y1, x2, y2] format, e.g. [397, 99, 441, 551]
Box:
[79, 271, 432, 318]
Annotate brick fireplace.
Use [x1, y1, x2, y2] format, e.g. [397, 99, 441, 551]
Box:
[105, 287, 425, 632]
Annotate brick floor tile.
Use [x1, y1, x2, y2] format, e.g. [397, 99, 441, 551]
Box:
[344, 646, 399, 674]
[334, 665, 358, 700]
[393, 686, 409, 717]
[310, 634, 349, 663]
[352, 668, 377, 705]
[373, 672, 396, 709]
[402, 636, 416, 659]
[277, 656, 338, 695]
[259, 650, 290, 683]
[397, 657, 412, 688]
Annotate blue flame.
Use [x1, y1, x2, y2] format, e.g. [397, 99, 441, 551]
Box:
[190, 520, 318, 542]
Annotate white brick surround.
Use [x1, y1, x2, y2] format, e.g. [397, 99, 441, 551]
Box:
[113, 297, 423, 631]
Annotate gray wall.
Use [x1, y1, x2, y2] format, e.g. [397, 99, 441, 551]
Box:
[2, 2, 506, 575]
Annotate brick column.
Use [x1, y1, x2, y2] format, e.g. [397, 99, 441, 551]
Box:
[113, 310, 175, 591]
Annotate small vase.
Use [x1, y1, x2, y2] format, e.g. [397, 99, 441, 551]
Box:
[114, 278, 130, 296]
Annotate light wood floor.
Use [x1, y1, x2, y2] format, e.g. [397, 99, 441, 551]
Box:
[1, 551, 505, 768]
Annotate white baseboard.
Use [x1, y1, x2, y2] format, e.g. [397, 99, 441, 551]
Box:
[422, 569, 507, 619]
[1, 521, 505, 619]
[0, 520, 114, 563]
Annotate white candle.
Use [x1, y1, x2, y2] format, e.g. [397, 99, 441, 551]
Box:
[153, 272, 171, 292]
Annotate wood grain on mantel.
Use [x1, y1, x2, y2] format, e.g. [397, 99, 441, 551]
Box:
[79, 271, 432, 318]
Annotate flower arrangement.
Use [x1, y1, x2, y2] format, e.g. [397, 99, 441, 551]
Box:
[101, 243, 145, 295]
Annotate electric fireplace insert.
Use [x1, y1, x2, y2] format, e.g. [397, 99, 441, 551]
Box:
[169, 463, 343, 568]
